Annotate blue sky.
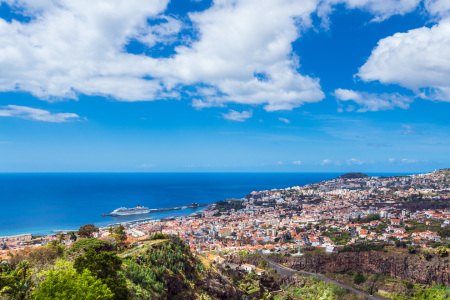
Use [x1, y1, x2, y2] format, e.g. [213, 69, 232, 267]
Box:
[0, 0, 449, 173]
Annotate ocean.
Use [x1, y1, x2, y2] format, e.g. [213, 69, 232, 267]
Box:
[0, 172, 399, 236]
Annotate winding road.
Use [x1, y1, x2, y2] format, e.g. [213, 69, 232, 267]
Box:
[257, 250, 388, 300]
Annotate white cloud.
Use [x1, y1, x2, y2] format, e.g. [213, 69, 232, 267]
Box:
[1, 0, 444, 113]
[401, 158, 419, 164]
[278, 117, 291, 124]
[334, 88, 412, 112]
[318, 0, 421, 25]
[292, 160, 302, 165]
[346, 158, 364, 165]
[321, 159, 332, 165]
[222, 109, 253, 122]
[425, 0, 450, 19]
[0, 105, 81, 122]
[0, 0, 325, 111]
[388, 158, 396, 163]
[358, 18, 450, 101]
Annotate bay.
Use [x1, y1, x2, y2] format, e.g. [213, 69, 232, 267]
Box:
[0, 172, 399, 236]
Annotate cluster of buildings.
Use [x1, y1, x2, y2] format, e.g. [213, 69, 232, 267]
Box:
[1, 170, 449, 262]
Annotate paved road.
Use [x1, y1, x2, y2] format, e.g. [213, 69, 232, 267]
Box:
[257, 251, 388, 300]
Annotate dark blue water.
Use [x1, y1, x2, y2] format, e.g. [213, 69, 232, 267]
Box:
[0, 173, 398, 236]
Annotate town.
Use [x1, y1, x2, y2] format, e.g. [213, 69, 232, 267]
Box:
[2, 169, 450, 262]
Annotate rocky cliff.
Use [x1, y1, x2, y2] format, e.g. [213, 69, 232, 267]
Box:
[265, 251, 450, 286]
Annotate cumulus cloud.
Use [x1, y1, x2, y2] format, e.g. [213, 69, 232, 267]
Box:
[334, 88, 412, 112]
[278, 117, 291, 124]
[0, 0, 325, 111]
[292, 160, 302, 165]
[222, 109, 253, 122]
[0, 105, 81, 122]
[318, 0, 421, 25]
[358, 18, 450, 101]
[1, 0, 444, 113]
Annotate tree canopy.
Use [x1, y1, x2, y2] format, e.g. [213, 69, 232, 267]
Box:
[77, 223, 99, 238]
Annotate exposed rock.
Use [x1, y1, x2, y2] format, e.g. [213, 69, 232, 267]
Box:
[268, 251, 450, 286]
[198, 270, 242, 299]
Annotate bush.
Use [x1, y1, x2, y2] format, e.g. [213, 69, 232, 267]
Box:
[33, 260, 113, 300]
[353, 272, 366, 284]
[403, 280, 414, 290]
[408, 246, 416, 254]
[421, 249, 433, 260]
[151, 233, 166, 240]
[430, 242, 442, 248]
[341, 243, 385, 252]
[436, 246, 449, 258]
[69, 238, 115, 254]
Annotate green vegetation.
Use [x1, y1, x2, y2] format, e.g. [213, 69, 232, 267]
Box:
[122, 235, 204, 298]
[358, 214, 380, 223]
[112, 225, 127, 250]
[77, 223, 99, 238]
[341, 243, 385, 252]
[274, 276, 356, 300]
[74, 249, 128, 299]
[214, 200, 245, 212]
[68, 238, 115, 254]
[380, 284, 450, 299]
[33, 260, 113, 300]
[353, 272, 366, 284]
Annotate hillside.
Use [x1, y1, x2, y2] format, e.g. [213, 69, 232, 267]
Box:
[121, 235, 242, 299]
[338, 172, 370, 179]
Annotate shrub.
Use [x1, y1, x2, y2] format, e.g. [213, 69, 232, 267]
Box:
[353, 272, 366, 284]
[33, 260, 113, 300]
[436, 246, 449, 258]
[69, 238, 115, 254]
[408, 246, 416, 254]
[421, 249, 433, 261]
[151, 233, 166, 240]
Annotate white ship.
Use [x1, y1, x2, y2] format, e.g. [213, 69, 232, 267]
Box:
[102, 205, 153, 217]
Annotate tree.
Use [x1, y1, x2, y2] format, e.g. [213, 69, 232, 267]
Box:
[58, 233, 65, 244]
[113, 225, 127, 249]
[33, 260, 113, 300]
[74, 249, 129, 299]
[69, 231, 77, 242]
[1, 260, 34, 300]
[69, 238, 115, 254]
[77, 224, 99, 238]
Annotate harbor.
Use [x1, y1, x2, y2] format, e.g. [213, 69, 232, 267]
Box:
[101, 202, 209, 217]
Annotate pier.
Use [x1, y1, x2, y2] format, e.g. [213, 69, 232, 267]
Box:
[101, 203, 209, 217]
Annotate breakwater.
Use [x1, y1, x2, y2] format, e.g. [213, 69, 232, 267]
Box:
[101, 203, 209, 217]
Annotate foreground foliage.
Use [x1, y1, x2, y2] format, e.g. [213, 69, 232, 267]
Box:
[33, 260, 113, 300]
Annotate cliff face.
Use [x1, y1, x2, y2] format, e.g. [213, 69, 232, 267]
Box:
[268, 251, 450, 286]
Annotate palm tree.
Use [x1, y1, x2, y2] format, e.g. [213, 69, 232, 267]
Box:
[0, 277, 33, 300]
[0, 260, 33, 300]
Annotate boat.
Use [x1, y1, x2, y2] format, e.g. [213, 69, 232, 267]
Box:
[102, 205, 153, 217]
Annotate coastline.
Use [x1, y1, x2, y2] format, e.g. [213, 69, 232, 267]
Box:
[0, 172, 412, 237]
